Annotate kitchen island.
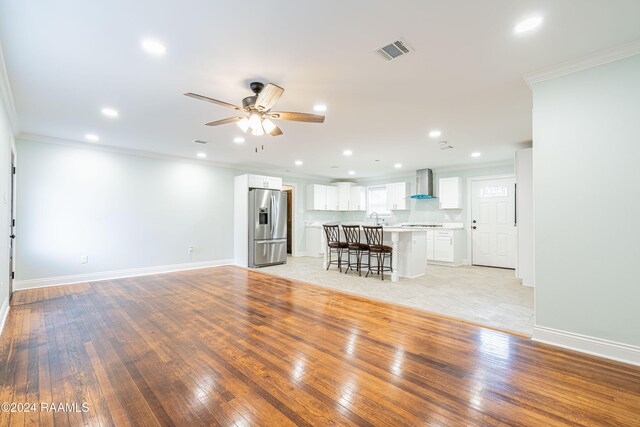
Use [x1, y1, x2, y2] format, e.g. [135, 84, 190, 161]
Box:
[321, 223, 463, 282]
[383, 227, 429, 281]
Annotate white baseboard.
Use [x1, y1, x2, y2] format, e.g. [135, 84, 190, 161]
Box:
[533, 325, 640, 367]
[13, 259, 234, 291]
[0, 297, 9, 338]
[522, 282, 534, 288]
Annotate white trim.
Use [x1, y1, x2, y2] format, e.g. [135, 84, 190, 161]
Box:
[0, 297, 9, 338]
[523, 39, 640, 87]
[0, 40, 19, 134]
[13, 259, 234, 291]
[533, 325, 640, 367]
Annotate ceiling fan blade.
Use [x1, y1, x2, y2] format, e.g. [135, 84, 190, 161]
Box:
[269, 111, 325, 123]
[184, 92, 241, 110]
[256, 84, 284, 111]
[269, 124, 283, 136]
[205, 116, 245, 126]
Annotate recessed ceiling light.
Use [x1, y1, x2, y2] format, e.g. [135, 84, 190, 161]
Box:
[343, 149, 353, 156]
[348, 170, 355, 175]
[471, 152, 482, 158]
[101, 107, 119, 118]
[429, 130, 442, 138]
[313, 104, 327, 112]
[85, 133, 99, 142]
[233, 137, 245, 144]
[197, 152, 207, 158]
[141, 38, 166, 55]
[294, 160, 303, 166]
[514, 16, 543, 34]
[394, 163, 402, 168]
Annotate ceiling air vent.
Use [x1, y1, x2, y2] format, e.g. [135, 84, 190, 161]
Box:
[375, 39, 412, 62]
[440, 141, 454, 150]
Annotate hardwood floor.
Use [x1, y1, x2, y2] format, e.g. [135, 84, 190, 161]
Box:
[1, 266, 639, 426]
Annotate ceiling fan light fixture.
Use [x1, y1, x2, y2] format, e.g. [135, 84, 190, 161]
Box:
[249, 113, 262, 131]
[262, 118, 276, 134]
[251, 124, 265, 136]
[236, 117, 250, 133]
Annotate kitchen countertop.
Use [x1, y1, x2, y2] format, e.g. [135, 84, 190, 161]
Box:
[306, 222, 464, 230]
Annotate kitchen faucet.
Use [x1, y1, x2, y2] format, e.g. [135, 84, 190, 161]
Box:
[369, 212, 380, 226]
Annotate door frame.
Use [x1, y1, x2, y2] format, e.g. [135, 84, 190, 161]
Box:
[9, 145, 16, 304]
[282, 182, 299, 257]
[466, 174, 516, 267]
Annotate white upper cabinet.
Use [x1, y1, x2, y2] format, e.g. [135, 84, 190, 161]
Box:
[307, 184, 328, 210]
[386, 182, 411, 210]
[336, 183, 351, 211]
[438, 177, 462, 209]
[349, 186, 366, 211]
[308, 182, 365, 211]
[248, 174, 282, 190]
[326, 185, 339, 211]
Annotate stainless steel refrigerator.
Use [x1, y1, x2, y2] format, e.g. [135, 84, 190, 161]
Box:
[248, 188, 287, 267]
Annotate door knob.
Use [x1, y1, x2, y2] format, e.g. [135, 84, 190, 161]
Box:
[472, 220, 477, 223]
[472, 226, 476, 230]
[10, 234, 15, 239]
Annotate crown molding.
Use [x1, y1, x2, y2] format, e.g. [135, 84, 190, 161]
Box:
[523, 39, 640, 87]
[0, 40, 19, 134]
[16, 132, 328, 181]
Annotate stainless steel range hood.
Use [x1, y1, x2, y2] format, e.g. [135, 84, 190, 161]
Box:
[410, 168, 436, 199]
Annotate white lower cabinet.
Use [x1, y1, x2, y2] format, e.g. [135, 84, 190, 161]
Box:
[426, 230, 434, 260]
[426, 229, 464, 265]
[434, 231, 454, 262]
[305, 227, 325, 257]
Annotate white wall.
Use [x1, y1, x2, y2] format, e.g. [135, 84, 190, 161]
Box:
[532, 54, 640, 354]
[14, 138, 330, 286]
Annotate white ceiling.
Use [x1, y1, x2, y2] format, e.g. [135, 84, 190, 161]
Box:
[2, 0, 640, 178]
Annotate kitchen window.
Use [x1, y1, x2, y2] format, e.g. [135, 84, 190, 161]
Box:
[367, 186, 391, 217]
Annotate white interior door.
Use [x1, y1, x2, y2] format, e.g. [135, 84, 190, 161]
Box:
[471, 177, 516, 268]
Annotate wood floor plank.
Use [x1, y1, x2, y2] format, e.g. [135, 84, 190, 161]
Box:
[0, 265, 639, 426]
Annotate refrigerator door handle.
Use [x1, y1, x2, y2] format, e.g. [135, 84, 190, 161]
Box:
[270, 194, 275, 236]
[256, 239, 287, 244]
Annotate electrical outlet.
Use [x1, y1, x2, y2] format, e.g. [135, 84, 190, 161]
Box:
[80, 255, 88, 264]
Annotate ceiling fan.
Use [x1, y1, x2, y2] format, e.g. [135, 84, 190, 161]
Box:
[184, 82, 325, 137]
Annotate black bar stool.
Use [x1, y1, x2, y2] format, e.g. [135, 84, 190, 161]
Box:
[342, 225, 369, 276]
[323, 224, 348, 272]
[362, 226, 393, 280]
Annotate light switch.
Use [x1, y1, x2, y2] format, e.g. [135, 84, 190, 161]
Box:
[80, 255, 88, 264]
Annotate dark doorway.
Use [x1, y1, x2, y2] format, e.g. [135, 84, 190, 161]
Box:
[285, 189, 292, 254]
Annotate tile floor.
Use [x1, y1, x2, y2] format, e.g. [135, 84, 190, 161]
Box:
[262, 256, 534, 336]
